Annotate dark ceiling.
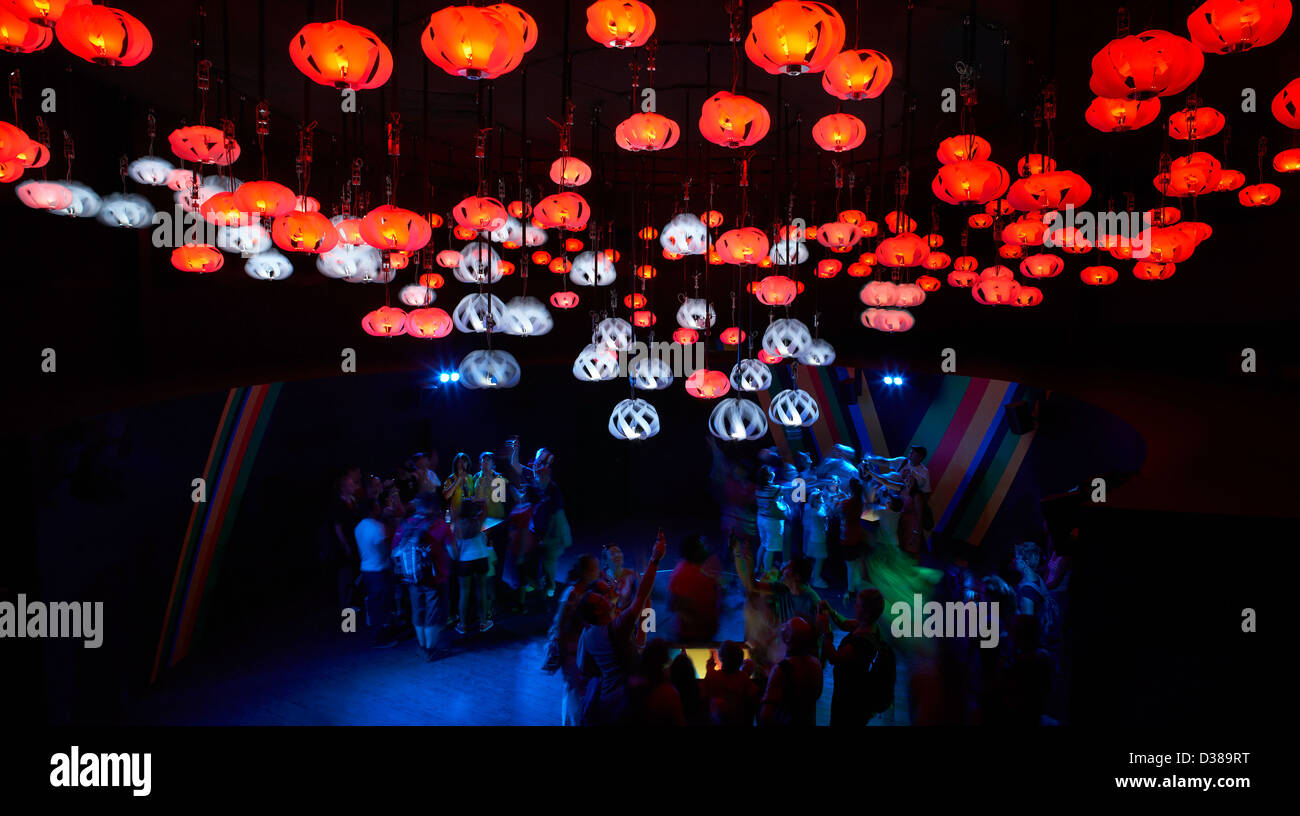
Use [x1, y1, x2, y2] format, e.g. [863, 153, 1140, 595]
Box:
[2, 0, 1298, 431]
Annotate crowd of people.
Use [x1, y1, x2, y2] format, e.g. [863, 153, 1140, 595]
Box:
[321, 436, 1073, 725]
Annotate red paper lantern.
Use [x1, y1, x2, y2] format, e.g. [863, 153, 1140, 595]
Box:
[1090, 30, 1204, 100]
[436, 250, 462, 268]
[846, 262, 872, 278]
[234, 180, 295, 218]
[407, 307, 453, 338]
[549, 257, 572, 274]
[1157, 151, 1223, 196]
[1239, 182, 1281, 206]
[1146, 206, 1182, 226]
[362, 306, 408, 336]
[614, 112, 681, 152]
[998, 244, 1026, 260]
[1145, 226, 1197, 262]
[507, 200, 530, 218]
[273, 209, 339, 253]
[635, 264, 657, 279]
[1215, 169, 1246, 191]
[720, 327, 746, 345]
[550, 290, 580, 309]
[811, 113, 866, 152]
[815, 258, 842, 278]
[1046, 225, 1094, 254]
[1080, 265, 1119, 285]
[932, 160, 1011, 204]
[923, 252, 952, 271]
[673, 327, 699, 345]
[290, 19, 392, 89]
[533, 192, 591, 231]
[699, 91, 770, 148]
[1273, 77, 1300, 128]
[947, 269, 978, 287]
[757, 349, 782, 364]
[624, 293, 647, 309]
[6, 0, 88, 26]
[685, 368, 731, 399]
[550, 156, 593, 187]
[1017, 154, 1058, 176]
[755, 274, 799, 306]
[884, 210, 918, 233]
[451, 225, 477, 240]
[55, 4, 151, 66]
[968, 213, 993, 229]
[1176, 221, 1213, 244]
[603, 248, 621, 262]
[972, 277, 1021, 305]
[1020, 254, 1064, 279]
[389, 252, 411, 271]
[816, 221, 863, 253]
[585, 0, 655, 48]
[362, 205, 433, 251]
[715, 227, 771, 264]
[489, 4, 537, 52]
[632, 310, 657, 328]
[745, 0, 844, 75]
[1187, 0, 1292, 53]
[701, 210, 725, 227]
[170, 244, 224, 274]
[452, 195, 509, 232]
[953, 255, 979, 273]
[1274, 148, 1300, 172]
[1085, 96, 1161, 132]
[936, 134, 991, 164]
[1013, 285, 1044, 307]
[1002, 217, 1046, 246]
[0, 6, 54, 52]
[1133, 261, 1176, 280]
[1167, 105, 1226, 139]
[821, 48, 893, 100]
[875, 233, 930, 267]
[1006, 171, 1092, 211]
[531, 250, 552, 265]
[419, 272, 446, 289]
[168, 125, 239, 166]
[422, 5, 524, 80]
[638, 226, 659, 240]
[917, 275, 941, 292]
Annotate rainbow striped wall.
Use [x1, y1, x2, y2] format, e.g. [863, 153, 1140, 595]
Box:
[151, 383, 281, 681]
[763, 369, 1037, 545]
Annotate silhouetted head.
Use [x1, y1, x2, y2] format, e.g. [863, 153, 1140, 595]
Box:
[854, 588, 885, 624]
[781, 616, 816, 656]
[719, 641, 745, 673]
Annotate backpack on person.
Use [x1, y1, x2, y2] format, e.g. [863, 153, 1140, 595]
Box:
[392, 519, 437, 585]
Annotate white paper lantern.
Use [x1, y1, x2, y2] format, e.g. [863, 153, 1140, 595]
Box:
[798, 338, 836, 366]
[453, 293, 507, 333]
[128, 156, 175, 186]
[630, 355, 673, 390]
[317, 243, 383, 280]
[96, 193, 155, 228]
[860, 280, 899, 307]
[218, 223, 273, 256]
[400, 284, 436, 307]
[524, 224, 548, 246]
[593, 316, 634, 351]
[50, 182, 101, 218]
[455, 241, 502, 284]
[570, 250, 616, 286]
[769, 236, 809, 266]
[458, 349, 521, 389]
[573, 342, 620, 382]
[730, 358, 772, 392]
[709, 398, 769, 440]
[502, 296, 553, 336]
[245, 250, 294, 281]
[165, 168, 196, 192]
[660, 212, 708, 255]
[488, 216, 524, 245]
[762, 318, 811, 359]
[894, 282, 927, 307]
[676, 297, 716, 330]
[769, 389, 820, 427]
[609, 398, 661, 440]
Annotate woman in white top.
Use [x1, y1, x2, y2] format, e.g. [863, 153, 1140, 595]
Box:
[452, 498, 495, 633]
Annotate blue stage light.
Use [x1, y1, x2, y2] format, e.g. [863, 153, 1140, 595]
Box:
[450, 371, 461, 383]
[439, 372, 451, 384]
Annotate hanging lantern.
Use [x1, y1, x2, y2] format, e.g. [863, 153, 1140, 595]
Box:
[499, 296, 552, 336]
[245, 250, 294, 281]
[216, 223, 273, 256]
[1273, 77, 1300, 127]
[405, 307, 454, 338]
[452, 195, 508, 232]
[1176, 221, 1213, 245]
[549, 156, 593, 187]
[170, 244, 224, 274]
[168, 125, 239, 165]
[6, 0, 89, 27]
[730, 359, 772, 392]
[1186, 0, 1293, 53]
[700, 210, 725, 227]
[488, 3, 537, 51]
[0, 7, 54, 53]
[719, 326, 746, 346]
[893, 283, 927, 307]
[1274, 148, 1300, 172]
[533, 191, 590, 231]
[1158, 151, 1223, 196]
[572, 343, 620, 382]
[846, 261, 872, 277]
[1090, 30, 1203, 100]
[594, 316, 635, 350]
[585, 0, 655, 48]
[884, 210, 918, 233]
[634, 264, 657, 280]
[1214, 168, 1246, 190]
[196, 192, 242, 226]
[531, 250, 552, 266]
[550, 290, 580, 309]
[762, 318, 811, 358]
[1239, 183, 1281, 206]
[638, 226, 659, 240]
[685, 368, 731, 399]
[1080, 265, 1119, 285]
[811, 113, 866, 152]
[452, 292, 507, 333]
[1006, 171, 1092, 211]
[769, 236, 809, 265]
[43, 181, 98, 217]
[1013, 285, 1044, 307]
[361, 205, 433, 252]
[15, 179, 71, 209]
[1168, 105, 1226, 139]
[815, 258, 842, 278]
[624, 293, 648, 309]
[968, 213, 993, 229]
[816, 221, 864, 252]
[710, 398, 769, 441]
[676, 297, 716, 330]
[630, 309, 656, 328]
[419, 272, 446, 289]
[570, 250, 616, 285]
[875, 232, 930, 267]
[936, 134, 991, 164]
[755, 274, 799, 306]
[435, 249, 462, 269]
[972, 277, 1021, 305]
[1085, 96, 1161, 132]
[715, 227, 771, 264]
[745, 1, 845, 76]
[631, 356, 674, 390]
[768, 389, 820, 427]
[657, 213, 708, 256]
[998, 244, 1025, 260]
[947, 269, 978, 287]
[923, 252, 951, 270]
[699, 91, 770, 148]
[422, 5, 525, 79]
[917, 274, 941, 292]
[1133, 261, 1176, 280]
[96, 192, 154, 228]
[859, 280, 898, 307]
[673, 327, 699, 345]
[272, 209, 340, 253]
[233, 180, 295, 218]
[862, 308, 915, 333]
[614, 111, 681, 152]
[953, 255, 979, 272]
[607, 398, 660, 440]
[757, 349, 783, 364]
[821, 48, 893, 100]
[1020, 254, 1064, 279]
[454, 241, 503, 284]
[799, 338, 836, 366]
[549, 257, 572, 274]
[1144, 227, 1196, 262]
[456, 349, 521, 389]
[1045, 225, 1094, 254]
[55, 4, 152, 66]
[290, 19, 392, 89]
[564, 237, 584, 252]
[1146, 205, 1182, 226]
[932, 160, 1012, 204]
[317, 243, 383, 280]
[1017, 154, 1058, 176]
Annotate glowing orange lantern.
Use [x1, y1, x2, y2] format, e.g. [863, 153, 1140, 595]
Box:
[198, 192, 245, 226]
[1146, 206, 1181, 226]
[7, 0, 89, 26]
[56, 4, 152, 66]
[755, 274, 799, 306]
[632, 310, 656, 328]
[624, 293, 648, 309]
[1273, 78, 1300, 128]
[389, 252, 411, 270]
[720, 327, 745, 345]
[426, 212, 445, 228]
[1085, 96, 1161, 132]
[273, 209, 339, 253]
[437, 250, 462, 268]
[1013, 286, 1044, 307]
[171, 244, 223, 274]
[1006, 171, 1092, 211]
[507, 200, 530, 218]
[407, 307, 453, 338]
[453, 195, 508, 231]
[564, 237, 584, 252]
[362, 306, 408, 336]
[972, 277, 1021, 305]
[1145, 227, 1196, 262]
[498, 259, 516, 276]
[234, 180, 295, 218]
[0, 7, 54, 52]
[812, 113, 866, 152]
[838, 209, 867, 226]
[1002, 217, 1046, 246]
[290, 19, 392, 89]
[638, 226, 659, 240]
[333, 217, 363, 244]
[0, 160, 23, 182]
[699, 91, 770, 148]
[452, 225, 478, 240]
[1046, 225, 1094, 254]
[419, 272, 446, 289]
[1168, 105, 1225, 139]
[1133, 261, 1176, 280]
[932, 160, 1011, 204]
[585, 0, 654, 48]
[953, 255, 979, 273]
[361, 205, 433, 251]
[1080, 265, 1118, 285]
[876, 233, 930, 267]
[947, 269, 978, 287]
[1239, 183, 1281, 206]
[673, 327, 699, 345]
[549, 257, 572, 274]
[614, 112, 681, 152]
[635, 264, 657, 279]
[846, 262, 872, 277]
[685, 368, 731, 398]
[917, 275, 941, 292]
[422, 5, 524, 79]
[757, 349, 782, 364]
[489, 3, 537, 52]
[1187, 0, 1292, 53]
[550, 290, 580, 309]
[923, 252, 951, 270]
[169, 125, 239, 166]
[715, 227, 771, 264]
[816, 258, 842, 278]
[998, 244, 1025, 259]
[817, 221, 863, 253]
[1090, 30, 1203, 100]
[1018, 154, 1057, 176]
[1215, 168, 1246, 190]
[745, 0, 845, 76]
[937, 134, 991, 164]
[1274, 148, 1300, 173]
[534, 192, 590, 231]
[884, 210, 917, 233]
[532, 250, 552, 265]
[1176, 221, 1212, 244]
[822, 48, 893, 100]
[968, 213, 993, 229]
[550, 156, 593, 187]
[1020, 254, 1064, 279]
[603, 248, 621, 262]
[701, 210, 725, 227]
